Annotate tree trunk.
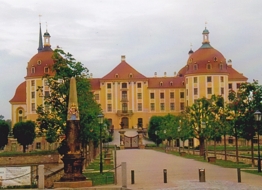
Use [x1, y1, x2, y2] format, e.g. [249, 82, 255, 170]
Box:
[224, 134, 227, 161]
[23, 145, 26, 153]
[214, 138, 217, 158]
[199, 137, 205, 156]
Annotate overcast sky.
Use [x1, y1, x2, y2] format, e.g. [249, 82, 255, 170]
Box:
[1, 0, 262, 120]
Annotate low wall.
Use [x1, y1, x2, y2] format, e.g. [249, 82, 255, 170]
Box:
[45, 167, 64, 188]
[0, 154, 60, 166]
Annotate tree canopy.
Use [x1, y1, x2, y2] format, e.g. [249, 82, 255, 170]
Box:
[13, 121, 36, 153]
[36, 49, 101, 149]
[0, 120, 10, 149]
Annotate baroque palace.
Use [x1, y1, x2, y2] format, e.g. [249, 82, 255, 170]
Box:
[10, 24, 247, 138]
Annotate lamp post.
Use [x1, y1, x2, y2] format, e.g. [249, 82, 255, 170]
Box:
[254, 110, 261, 172]
[98, 114, 104, 174]
[201, 121, 206, 160]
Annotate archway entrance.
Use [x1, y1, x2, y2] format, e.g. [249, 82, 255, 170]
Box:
[121, 117, 129, 129]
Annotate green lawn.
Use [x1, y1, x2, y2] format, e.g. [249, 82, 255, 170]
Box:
[84, 152, 115, 186]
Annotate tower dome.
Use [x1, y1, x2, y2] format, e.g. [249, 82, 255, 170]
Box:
[25, 25, 54, 78]
[185, 27, 227, 75]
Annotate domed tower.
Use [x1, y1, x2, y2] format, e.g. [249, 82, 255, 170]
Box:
[24, 24, 55, 121]
[184, 27, 229, 106]
[10, 23, 55, 123]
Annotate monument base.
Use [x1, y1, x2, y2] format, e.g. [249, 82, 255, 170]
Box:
[60, 153, 86, 181]
[53, 180, 92, 188]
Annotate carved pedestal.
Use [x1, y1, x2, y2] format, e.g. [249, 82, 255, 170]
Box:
[60, 153, 86, 181]
[119, 130, 126, 149]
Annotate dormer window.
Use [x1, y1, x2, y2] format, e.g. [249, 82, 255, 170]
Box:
[214, 57, 218, 62]
[219, 64, 223, 70]
[207, 64, 211, 70]
[31, 67, 35, 73]
[44, 67, 49, 73]
[170, 81, 173, 86]
[186, 65, 189, 71]
[37, 60, 41, 65]
[115, 74, 119, 78]
[193, 64, 198, 70]
[160, 82, 163, 86]
[129, 73, 133, 78]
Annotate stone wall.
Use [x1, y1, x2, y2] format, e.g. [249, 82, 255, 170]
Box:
[45, 168, 64, 188]
[0, 154, 60, 166]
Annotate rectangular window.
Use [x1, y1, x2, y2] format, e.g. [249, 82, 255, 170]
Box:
[107, 104, 112, 112]
[107, 93, 112, 100]
[194, 77, 197, 83]
[237, 83, 241, 89]
[31, 67, 35, 73]
[221, 87, 224, 95]
[36, 142, 41, 149]
[107, 83, 111, 89]
[31, 80, 35, 86]
[207, 88, 212, 94]
[180, 102, 184, 111]
[228, 137, 234, 144]
[170, 92, 174, 99]
[160, 103, 165, 111]
[31, 103, 35, 112]
[44, 91, 50, 97]
[194, 88, 198, 95]
[207, 76, 212, 82]
[228, 83, 232, 89]
[44, 67, 49, 73]
[137, 93, 142, 99]
[150, 103, 155, 111]
[122, 83, 127, 88]
[137, 83, 141, 88]
[170, 103, 175, 111]
[95, 94, 99, 100]
[150, 93, 154, 99]
[220, 76, 224, 82]
[180, 92, 184, 98]
[31, 92, 35, 99]
[138, 103, 142, 111]
[186, 89, 188, 96]
[122, 91, 127, 100]
[18, 116, 23, 122]
[160, 92, 164, 99]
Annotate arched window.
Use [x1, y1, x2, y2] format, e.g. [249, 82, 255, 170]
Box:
[160, 82, 163, 86]
[31, 67, 35, 73]
[115, 74, 119, 78]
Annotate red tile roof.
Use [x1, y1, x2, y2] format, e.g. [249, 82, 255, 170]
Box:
[227, 65, 248, 81]
[89, 78, 100, 90]
[9, 81, 26, 103]
[102, 60, 146, 80]
[148, 76, 185, 88]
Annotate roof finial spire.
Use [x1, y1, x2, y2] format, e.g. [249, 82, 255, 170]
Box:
[188, 43, 194, 55]
[37, 15, 43, 52]
[205, 21, 208, 28]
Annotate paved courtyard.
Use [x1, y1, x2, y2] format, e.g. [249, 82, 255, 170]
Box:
[109, 129, 262, 189]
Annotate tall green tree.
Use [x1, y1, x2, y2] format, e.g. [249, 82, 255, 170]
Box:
[148, 116, 163, 146]
[13, 121, 36, 153]
[228, 81, 262, 165]
[0, 120, 10, 149]
[186, 97, 214, 156]
[36, 49, 101, 153]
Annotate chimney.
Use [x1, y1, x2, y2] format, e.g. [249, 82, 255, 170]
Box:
[154, 72, 157, 77]
[164, 72, 166, 77]
[121, 55, 125, 61]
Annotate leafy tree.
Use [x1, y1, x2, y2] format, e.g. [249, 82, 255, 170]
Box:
[36, 49, 101, 155]
[13, 121, 36, 153]
[0, 115, 4, 120]
[179, 113, 194, 152]
[148, 116, 163, 146]
[0, 120, 10, 149]
[186, 97, 214, 156]
[228, 81, 262, 165]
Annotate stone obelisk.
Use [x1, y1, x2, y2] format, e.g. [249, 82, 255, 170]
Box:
[60, 77, 86, 182]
